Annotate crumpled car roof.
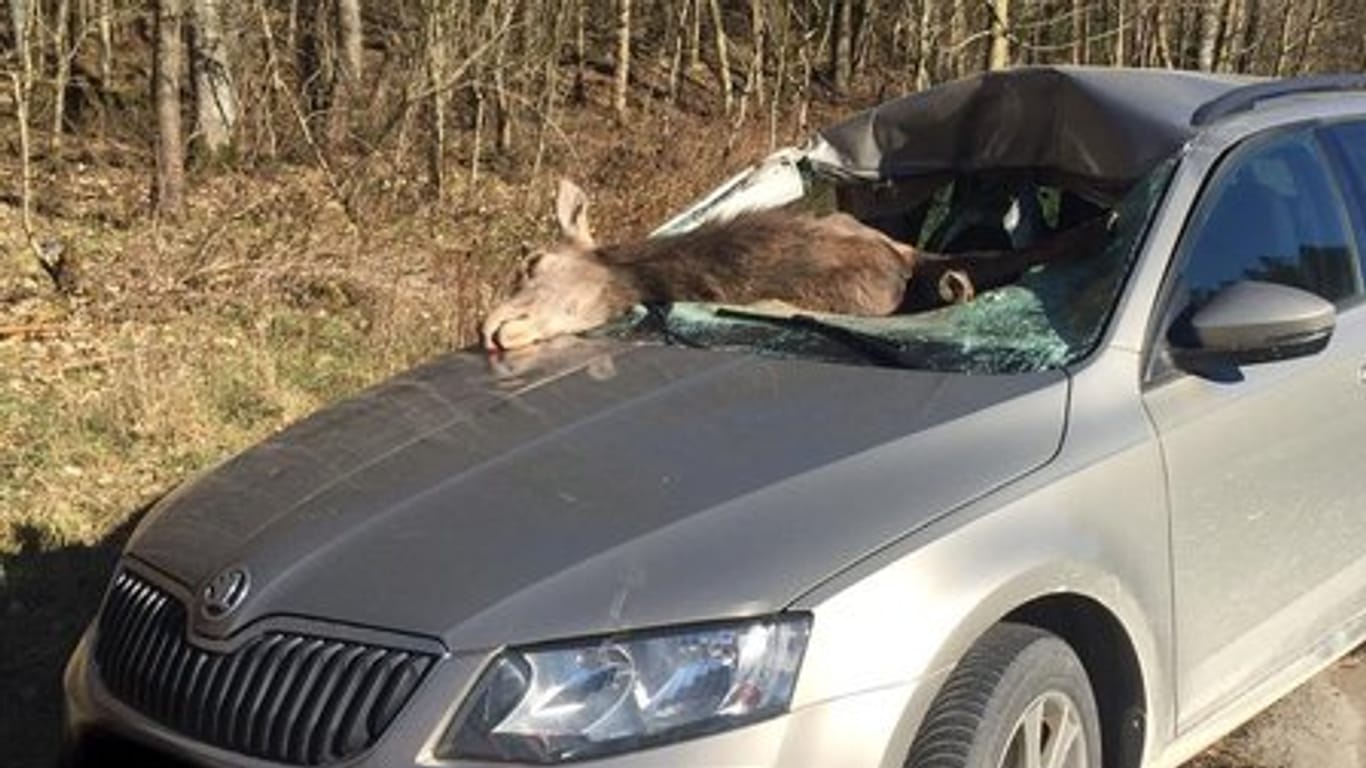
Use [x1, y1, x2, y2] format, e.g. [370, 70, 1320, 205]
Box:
[808, 66, 1259, 201]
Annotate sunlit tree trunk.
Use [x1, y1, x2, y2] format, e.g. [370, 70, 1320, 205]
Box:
[687, 0, 701, 72]
[8, 0, 46, 275]
[191, 0, 238, 158]
[1114, 0, 1127, 65]
[1071, 0, 1087, 64]
[154, 0, 186, 217]
[613, 0, 630, 119]
[988, 0, 1009, 70]
[98, 0, 114, 88]
[708, 0, 732, 113]
[1198, 0, 1222, 71]
[1294, 0, 1323, 74]
[747, 0, 764, 108]
[424, 0, 447, 197]
[326, 0, 362, 149]
[914, 0, 933, 88]
[50, 0, 71, 153]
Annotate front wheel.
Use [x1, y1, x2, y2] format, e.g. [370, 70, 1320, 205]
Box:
[905, 623, 1101, 768]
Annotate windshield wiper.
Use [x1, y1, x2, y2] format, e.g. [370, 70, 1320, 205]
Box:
[640, 303, 710, 348]
[712, 307, 920, 368]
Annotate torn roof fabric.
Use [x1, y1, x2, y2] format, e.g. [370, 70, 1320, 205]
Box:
[809, 67, 1260, 200]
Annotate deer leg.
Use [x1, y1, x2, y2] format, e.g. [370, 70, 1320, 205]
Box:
[937, 270, 976, 304]
[914, 215, 1110, 305]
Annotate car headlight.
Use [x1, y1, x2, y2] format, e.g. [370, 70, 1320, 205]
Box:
[438, 614, 811, 763]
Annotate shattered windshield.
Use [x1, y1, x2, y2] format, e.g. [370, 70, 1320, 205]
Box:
[596, 158, 1177, 374]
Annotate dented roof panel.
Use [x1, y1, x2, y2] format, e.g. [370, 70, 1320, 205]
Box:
[810, 66, 1258, 200]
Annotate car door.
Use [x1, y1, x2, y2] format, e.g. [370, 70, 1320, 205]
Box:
[1140, 126, 1366, 731]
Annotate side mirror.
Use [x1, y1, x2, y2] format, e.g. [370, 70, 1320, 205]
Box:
[1169, 280, 1336, 367]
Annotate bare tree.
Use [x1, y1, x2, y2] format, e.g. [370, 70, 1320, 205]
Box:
[914, 0, 934, 88]
[8, 0, 48, 275]
[1198, 0, 1222, 70]
[1072, 0, 1087, 64]
[50, 0, 72, 152]
[423, 0, 448, 197]
[831, 0, 852, 92]
[99, 0, 114, 90]
[614, 0, 631, 119]
[191, 0, 238, 158]
[988, 0, 1009, 70]
[1235, 0, 1261, 71]
[687, 0, 701, 72]
[1114, 0, 1127, 65]
[707, 0, 732, 113]
[327, 0, 362, 149]
[154, 0, 187, 217]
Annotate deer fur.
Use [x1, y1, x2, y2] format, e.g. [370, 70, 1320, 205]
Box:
[480, 179, 1108, 352]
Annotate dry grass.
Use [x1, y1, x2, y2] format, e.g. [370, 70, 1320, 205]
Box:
[0, 103, 790, 556]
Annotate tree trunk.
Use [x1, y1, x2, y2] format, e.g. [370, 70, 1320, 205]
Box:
[191, 0, 237, 159]
[98, 0, 113, 95]
[748, 0, 764, 108]
[1198, 0, 1221, 71]
[327, 0, 362, 150]
[613, 0, 630, 119]
[1271, 0, 1292, 76]
[8, 0, 48, 276]
[988, 0, 1009, 70]
[1154, 0, 1174, 68]
[297, 0, 330, 136]
[154, 0, 186, 217]
[914, 0, 932, 88]
[667, 0, 688, 105]
[831, 0, 852, 93]
[949, 0, 967, 77]
[1071, 0, 1086, 64]
[1114, 0, 1127, 65]
[687, 0, 701, 72]
[852, 0, 874, 83]
[425, 0, 446, 198]
[1294, 0, 1323, 74]
[492, 0, 511, 153]
[572, 0, 586, 101]
[1232, 0, 1255, 72]
[50, 0, 71, 153]
[707, 0, 732, 114]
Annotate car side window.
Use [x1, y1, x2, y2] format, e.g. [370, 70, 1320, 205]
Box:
[1318, 121, 1366, 278]
[1179, 130, 1361, 311]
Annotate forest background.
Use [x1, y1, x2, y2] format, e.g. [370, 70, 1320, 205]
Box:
[2, 0, 1363, 764]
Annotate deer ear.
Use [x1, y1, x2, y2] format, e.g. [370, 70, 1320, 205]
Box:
[556, 178, 595, 249]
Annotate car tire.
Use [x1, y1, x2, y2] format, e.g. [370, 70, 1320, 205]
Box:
[905, 622, 1101, 768]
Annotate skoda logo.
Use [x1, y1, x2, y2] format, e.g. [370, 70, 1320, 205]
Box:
[201, 566, 251, 620]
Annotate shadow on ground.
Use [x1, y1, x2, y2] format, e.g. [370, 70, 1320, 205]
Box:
[0, 513, 141, 768]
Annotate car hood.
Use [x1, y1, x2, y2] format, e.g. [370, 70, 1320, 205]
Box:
[126, 340, 1068, 651]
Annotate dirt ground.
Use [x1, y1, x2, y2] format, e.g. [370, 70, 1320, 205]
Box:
[1188, 650, 1366, 768]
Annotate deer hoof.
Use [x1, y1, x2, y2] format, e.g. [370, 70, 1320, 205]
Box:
[938, 270, 976, 304]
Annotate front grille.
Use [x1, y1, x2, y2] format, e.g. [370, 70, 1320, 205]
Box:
[93, 570, 436, 765]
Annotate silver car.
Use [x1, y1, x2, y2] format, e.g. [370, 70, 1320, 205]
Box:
[63, 67, 1366, 768]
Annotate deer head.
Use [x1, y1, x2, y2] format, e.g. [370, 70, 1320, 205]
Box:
[481, 179, 629, 352]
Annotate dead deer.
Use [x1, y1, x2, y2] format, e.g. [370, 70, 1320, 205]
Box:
[480, 179, 1109, 352]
